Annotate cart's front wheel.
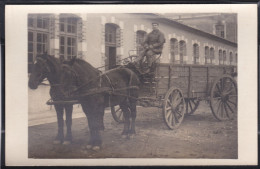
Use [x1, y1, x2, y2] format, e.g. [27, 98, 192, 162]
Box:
[210, 75, 237, 121]
[163, 87, 186, 130]
[111, 106, 125, 123]
[185, 98, 200, 115]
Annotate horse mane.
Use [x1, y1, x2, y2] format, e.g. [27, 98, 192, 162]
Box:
[73, 58, 100, 75]
[40, 54, 61, 74]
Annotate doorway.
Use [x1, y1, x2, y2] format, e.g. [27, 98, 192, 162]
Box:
[105, 23, 119, 70]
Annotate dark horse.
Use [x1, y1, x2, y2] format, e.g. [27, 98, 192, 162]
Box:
[60, 58, 140, 150]
[28, 54, 73, 145]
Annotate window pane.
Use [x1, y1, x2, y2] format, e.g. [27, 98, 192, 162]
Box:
[28, 63, 33, 73]
[67, 37, 71, 45]
[28, 32, 33, 42]
[72, 38, 76, 46]
[37, 33, 42, 42]
[43, 34, 47, 43]
[37, 44, 42, 54]
[28, 17, 34, 27]
[60, 36, 65, 45]
[68, 25, 71, 33]
[67, 47, 71, 55]
[28, 42, 33, 52]
[60, 23, 65, 32]
[37, 18, 42, 28]
[71, 25, 76, 33]
[60, 46, 64, 54]
[28, 53, 33, 63]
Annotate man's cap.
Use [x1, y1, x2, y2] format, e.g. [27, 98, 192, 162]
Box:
[152, 22, 159, 26]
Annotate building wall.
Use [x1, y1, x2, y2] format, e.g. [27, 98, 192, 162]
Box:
[28, 13, 237, 73]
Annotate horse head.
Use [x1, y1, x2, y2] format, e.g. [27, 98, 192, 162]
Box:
[28, 54, 52, 89]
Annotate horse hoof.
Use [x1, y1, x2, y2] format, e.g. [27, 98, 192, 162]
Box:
[63, 141, 71, 145]
[92, 146, 101, 151]
[129, 134, 135, 139]
[53, 140, 62, 145]
[86, 145, 92, 149]
[121, 135, 128, 139]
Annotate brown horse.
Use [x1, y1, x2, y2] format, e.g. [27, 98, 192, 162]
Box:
[28, 54, 73, 145]
[60, 58, 140, 150]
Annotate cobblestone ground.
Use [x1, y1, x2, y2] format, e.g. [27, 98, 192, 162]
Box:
[28, 102, 237, 159]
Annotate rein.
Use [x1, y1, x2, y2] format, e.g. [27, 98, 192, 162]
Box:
[67, 67, 124, 94]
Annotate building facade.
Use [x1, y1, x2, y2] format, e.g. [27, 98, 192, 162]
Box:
[28, 13, 237, 73]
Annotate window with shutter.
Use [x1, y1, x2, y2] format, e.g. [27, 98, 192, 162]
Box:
[223, 50, 226, 65]
[205, 46, 209, 64]
[136, 30, 147, 55]
[59, 14, 78, 60]
[230, 52, 233, 64]
[219, 50, 223, 65]
[170, 38, 178, 63]
[193, 43, 199, 64]
[179, 40, 186, 64]
[210, 47, 215, 64]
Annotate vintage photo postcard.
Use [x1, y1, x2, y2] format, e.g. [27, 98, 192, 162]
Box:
[5, 4, 257, 166]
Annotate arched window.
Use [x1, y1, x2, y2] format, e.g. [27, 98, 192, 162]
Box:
[193, 43, 199, 64]
[28, 14, 51, 73]
[179, 40, 186, 64]
[59, 14, 79, 60]
[229, 52, 233, 65]
[219, 49, 223, 65]
[205, 46, 210, 64]
[210, 47, 215, 64]
[136, 30, 147, 55]
[170, 38, 178, 63]
[223, 50, 226, 65]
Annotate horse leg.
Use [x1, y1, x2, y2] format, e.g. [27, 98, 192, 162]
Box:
[129, 101, 137, 138]
[91, 107, 104, 150]
[63, 104, 73, 145]
[120, 103, 131, 138]
[54, 105, 64, 144]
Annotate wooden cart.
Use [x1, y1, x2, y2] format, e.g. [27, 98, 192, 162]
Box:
[111, 62, 237, 130]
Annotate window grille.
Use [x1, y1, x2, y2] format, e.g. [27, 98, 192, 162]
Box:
[179, 40, 186, 64]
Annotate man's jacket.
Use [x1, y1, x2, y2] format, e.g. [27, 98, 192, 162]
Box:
[142, 29, 166, 54]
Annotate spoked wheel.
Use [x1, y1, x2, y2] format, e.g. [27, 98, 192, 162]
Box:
[210, 75, 237, 121]
[163, 87, 186, 130]
[111, 105, 125, 123]
[185, 98, 200, 115]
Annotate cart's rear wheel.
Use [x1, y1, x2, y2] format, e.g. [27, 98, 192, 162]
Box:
[111, 106, 125, 123]
[163, 87, 186, 130]
[185, 98, 200, 115]
[210, 75, 237, 121]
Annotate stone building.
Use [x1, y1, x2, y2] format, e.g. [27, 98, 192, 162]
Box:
[28, 13, 237, 73]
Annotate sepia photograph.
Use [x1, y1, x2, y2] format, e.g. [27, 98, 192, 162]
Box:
[5, 4, 257, 166]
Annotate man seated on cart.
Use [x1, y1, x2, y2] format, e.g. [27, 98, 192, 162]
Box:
[138, 22, 166, 74]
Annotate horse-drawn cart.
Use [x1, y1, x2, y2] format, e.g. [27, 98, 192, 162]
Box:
[111, 57, 237, 130]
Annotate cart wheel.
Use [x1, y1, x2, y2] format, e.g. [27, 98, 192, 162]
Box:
[163, 87, 186, 130]
[185, 98, 200, 115]
[111, 105, 125, 123]
[210, 75, 237, 121]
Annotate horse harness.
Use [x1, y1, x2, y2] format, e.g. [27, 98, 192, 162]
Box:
[65, 67, 139, 104]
